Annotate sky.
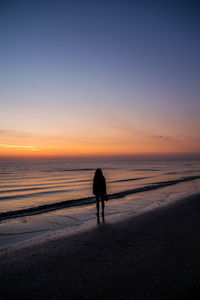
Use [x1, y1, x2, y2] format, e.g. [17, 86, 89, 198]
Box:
[0, 0, 200, 159]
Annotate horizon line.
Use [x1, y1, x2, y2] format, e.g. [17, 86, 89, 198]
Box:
[0, 153, 200, 161]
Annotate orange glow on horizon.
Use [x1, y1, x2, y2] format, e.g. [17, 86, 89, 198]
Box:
[0, 138, 199, 160]
[0, 126, 199, 160]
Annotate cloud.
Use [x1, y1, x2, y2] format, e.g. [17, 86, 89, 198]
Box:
[0, 129, 32, 138]
[0, 130, 12, 134]
[152, 135, 163, 138]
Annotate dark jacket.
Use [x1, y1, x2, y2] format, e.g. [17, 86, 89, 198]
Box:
[93, 175, 106, 195]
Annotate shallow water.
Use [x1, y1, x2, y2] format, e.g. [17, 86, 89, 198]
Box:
[1, 179, 200, 250]
[0, 159, 200, 216]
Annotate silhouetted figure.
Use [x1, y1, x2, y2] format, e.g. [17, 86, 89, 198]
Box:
[93, 168, 107, 222]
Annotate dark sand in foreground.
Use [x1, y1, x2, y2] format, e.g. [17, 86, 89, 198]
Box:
[1, 194, 200, 299]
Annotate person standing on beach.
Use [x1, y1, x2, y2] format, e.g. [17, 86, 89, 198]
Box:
[93, 168, 107, 222]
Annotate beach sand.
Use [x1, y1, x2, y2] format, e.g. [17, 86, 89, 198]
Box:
[1, 193, 200, 299]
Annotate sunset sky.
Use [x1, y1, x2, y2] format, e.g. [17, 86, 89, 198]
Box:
[0, 0, 199, 159]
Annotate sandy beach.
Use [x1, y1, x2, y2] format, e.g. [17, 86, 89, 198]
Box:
[1, 192, 200, 299]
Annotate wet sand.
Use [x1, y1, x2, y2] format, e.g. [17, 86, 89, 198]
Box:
[1, 193, 200, 299]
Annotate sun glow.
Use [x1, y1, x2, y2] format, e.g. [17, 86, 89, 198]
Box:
[0, 130, 199, 160]
[0, 144, 38, 151]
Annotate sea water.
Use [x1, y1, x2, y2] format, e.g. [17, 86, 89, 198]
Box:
[0, 159, 200, 216]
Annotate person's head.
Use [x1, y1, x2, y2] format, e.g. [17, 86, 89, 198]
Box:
[94, 168, 103, 178]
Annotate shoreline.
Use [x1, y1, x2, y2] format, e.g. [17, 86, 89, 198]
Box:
[1, 179, 200, 251]
[1, 192, 200, 299]
[1, 174, 200, 222]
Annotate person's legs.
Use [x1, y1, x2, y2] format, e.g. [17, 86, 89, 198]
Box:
[96, 195, 100, 215]
[101, 196, 105, 215]
[101, 196, 105, 223]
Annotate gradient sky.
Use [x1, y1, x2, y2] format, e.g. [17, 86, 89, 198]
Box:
[0, 0, 200, 159]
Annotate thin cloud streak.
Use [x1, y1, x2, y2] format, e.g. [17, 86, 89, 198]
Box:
[0, 144, 38, 151]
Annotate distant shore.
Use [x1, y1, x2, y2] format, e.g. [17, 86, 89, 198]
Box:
[1, 193, 200, 299]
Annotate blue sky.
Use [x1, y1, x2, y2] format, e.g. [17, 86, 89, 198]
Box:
[0, 0, 199, 158]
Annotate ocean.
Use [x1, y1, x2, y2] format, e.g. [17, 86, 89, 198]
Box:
[0, 159, 200, 218]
